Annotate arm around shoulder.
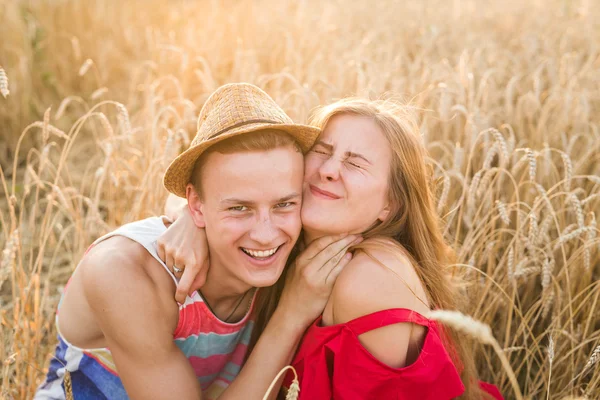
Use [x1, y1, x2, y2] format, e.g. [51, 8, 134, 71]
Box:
[80, 241, 202, 400]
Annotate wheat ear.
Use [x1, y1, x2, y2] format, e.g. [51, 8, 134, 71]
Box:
[64, 370, 74, 400]
[428, 310, 524, 400]
[263, 365, 300, 400]
[0, 65, 9, 98]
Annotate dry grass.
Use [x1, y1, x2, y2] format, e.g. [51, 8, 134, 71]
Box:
[1, 0, 599, 398]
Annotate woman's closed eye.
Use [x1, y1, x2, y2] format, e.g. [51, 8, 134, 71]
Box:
[311, 149, 330, 156]
[345, 159, 363, 169]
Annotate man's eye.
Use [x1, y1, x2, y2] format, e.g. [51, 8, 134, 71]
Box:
[229, 206, 248, 212]
[275, 202, 294, 209]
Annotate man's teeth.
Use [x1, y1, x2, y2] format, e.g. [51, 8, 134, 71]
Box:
[242, 246, 279, 258]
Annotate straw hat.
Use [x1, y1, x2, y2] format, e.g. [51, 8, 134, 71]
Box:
[164, 83, 321, 197]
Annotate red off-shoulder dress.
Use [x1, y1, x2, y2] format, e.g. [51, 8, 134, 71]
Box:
[283, 308, 503, 400]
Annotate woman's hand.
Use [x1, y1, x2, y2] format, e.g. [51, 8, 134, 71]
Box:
[277, 234, 363, 328]
[157, 206, 209, 304]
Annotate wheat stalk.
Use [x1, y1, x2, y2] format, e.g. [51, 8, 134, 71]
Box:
[262, 365, 300, 400]
[64, 370, 74, 400]
[428, 310, 524, 400]
[528, 212, 538, 243]
[541, 257, 554, 289]
[492, 129, 510, 164]
[507, 246, 515, 280]
[568, 194, 585, 229]
[547, 336, 554, 400]
[1, 230, 19, 284]
[0, 65, 9, 98]
[571, 344, 600, 384]
[116, 103, 131, 135]
[542, 289, 555, 319]
[561, 152, 573, 191]
[514, 265, 540, 278]
[556, 226, 594, 247]
[437, 175, 451, 214]
[582, 345, 600, 374]
[495, 200, 510, 225]
[90, 87, 109, 100]
[483, 142, 499, 169]
[78, 59, 94, 76]
[526, 148, 537, 181]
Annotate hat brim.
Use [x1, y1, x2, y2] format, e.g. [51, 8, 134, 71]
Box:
[163, 122, 321, 197]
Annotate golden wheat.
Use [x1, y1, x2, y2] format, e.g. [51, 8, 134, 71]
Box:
[0, 65, 9, 99]
[1, 0, 599, 399]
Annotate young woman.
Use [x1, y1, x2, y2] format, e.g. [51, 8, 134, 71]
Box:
[162, 98, 503, 399]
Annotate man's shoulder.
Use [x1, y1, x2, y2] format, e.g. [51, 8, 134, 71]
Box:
[81, 235, 151, 280]
[79, 235, 176, 314]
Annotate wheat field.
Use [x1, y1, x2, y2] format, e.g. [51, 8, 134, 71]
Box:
[1, 0, 599, 399]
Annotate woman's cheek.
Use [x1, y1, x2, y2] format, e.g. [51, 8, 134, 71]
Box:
[304, 154, 323, 176]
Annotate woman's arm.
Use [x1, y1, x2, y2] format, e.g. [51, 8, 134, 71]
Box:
[164, 193, 188, 221]
[220, 234, 361, 400]
[159, 195, 209, 303]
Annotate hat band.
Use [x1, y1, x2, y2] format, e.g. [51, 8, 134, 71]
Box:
[207, 118, 285, 140]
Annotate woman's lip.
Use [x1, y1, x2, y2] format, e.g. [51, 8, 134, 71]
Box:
[309, 184, 341, 200]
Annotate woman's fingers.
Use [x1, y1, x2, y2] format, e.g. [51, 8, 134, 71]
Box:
[300, 233, 350, 261]
[325, 252, 353, 286]
[188, 262, 209, 296]
[175, 258, 201, 304]
[312, 235, 362, 272]
[174, 253, 209, 303]
[157, 238, 182, 276]
[165, 251, 179, 276]
[156, 240, 167, 263]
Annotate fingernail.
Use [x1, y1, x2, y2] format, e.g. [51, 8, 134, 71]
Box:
[345, 252, 353, 260]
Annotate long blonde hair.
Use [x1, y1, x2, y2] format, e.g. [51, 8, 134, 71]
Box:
[304, 98, 485, 399]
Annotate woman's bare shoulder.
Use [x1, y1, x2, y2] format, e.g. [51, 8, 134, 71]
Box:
[327, 239, 431, 368]
[330, 239, 430, 326]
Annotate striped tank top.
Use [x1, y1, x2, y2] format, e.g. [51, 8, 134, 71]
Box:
[35, 217, 256, 400]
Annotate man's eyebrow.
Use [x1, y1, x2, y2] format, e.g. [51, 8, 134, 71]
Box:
[315, 140, 371, 165]
[220, 193, 301, 205]
[221, 198, 253, 206]
[276, 193, 301, 203]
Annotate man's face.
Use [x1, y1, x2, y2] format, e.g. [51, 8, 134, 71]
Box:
[195, 146, 304, 289]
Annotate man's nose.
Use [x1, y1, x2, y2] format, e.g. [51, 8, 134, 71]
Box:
[249, 215, 279, 245]
[318, 158, 340, 182]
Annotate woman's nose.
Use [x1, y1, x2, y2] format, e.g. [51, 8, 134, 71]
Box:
[318, 158, 340, 182]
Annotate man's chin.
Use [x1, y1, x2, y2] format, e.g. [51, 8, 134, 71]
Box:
[242, 272, 284, 288]
[239, 260, 289, 288]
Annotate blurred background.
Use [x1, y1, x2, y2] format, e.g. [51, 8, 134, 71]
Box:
[1, 0, 599, 398]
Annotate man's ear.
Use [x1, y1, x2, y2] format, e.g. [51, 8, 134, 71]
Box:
[186, 183, 206, 228]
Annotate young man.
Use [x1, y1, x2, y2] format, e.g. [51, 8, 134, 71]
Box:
[35, 83, 358, 400]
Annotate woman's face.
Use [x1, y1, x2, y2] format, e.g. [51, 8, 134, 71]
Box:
[301, 114, 392, 240]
